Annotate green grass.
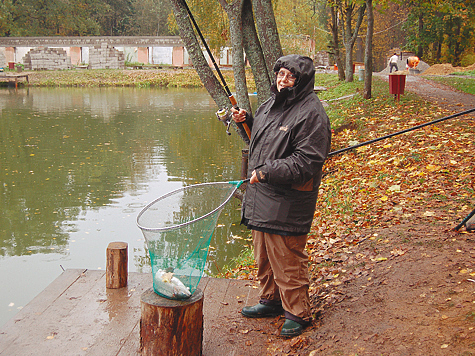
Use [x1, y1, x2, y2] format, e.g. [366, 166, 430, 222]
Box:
[453, 69, 475, 76]
[314, 73, 363, 128]
[214, 246, 255, 278]
[320, 75, 430, 130]
[316, 74, 363, 101]
[424, 75, 475, 95]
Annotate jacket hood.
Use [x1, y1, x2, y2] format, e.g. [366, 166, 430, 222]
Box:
[272, 54, 315, 106]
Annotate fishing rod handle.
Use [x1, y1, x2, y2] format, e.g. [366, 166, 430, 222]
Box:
[229, 94, 252, 140]
[229, 94, 238, 108]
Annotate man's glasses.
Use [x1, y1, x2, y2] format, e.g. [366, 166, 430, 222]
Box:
[276, 70, 297, 82]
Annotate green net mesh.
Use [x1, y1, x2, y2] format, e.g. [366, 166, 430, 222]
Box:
[137, 180, 243, 300]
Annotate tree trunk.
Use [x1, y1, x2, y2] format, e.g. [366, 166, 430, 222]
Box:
[251, 0, 283, 80]
[453, 20, 461, 66]
[170, 0, 282, 118]
[169, 0, 229, 109]
[363, 0, 373, 99]
[417, 14, 423, 59]
[216, 0, 281, 109]
[330, 5, 345, 81]
[342, 1, 366, 82]
[243, 0, 272, 106]
[436, 41, 441, 62]
[219, 0, 252, 113]
[140, 288, 204, 356]
[106, 241, 128, 289]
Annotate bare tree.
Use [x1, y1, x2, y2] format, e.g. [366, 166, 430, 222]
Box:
[340, 0, 366, 82]
[170, 0, 282, 116]
[169, 0, 229, 108]
[329, 3, 345, 81]
[363, 0, 373, 99]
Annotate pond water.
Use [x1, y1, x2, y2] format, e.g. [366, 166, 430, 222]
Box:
[0, 86, 252, 327]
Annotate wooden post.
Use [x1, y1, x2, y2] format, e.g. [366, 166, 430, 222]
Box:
[106, 241, 128, 289]
[140, 288, 203, 356]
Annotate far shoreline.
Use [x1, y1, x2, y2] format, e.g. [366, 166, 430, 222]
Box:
[2, 67, 255, 91]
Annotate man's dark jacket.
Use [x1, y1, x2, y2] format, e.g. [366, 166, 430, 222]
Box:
[242, 54, 332, 235]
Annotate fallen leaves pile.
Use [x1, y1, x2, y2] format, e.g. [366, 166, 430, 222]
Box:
[309, 100, 474, 317]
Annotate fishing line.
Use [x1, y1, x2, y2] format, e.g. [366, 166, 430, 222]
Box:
[326, 107, 474, 231]
[181, 0, 231, 96]
[181, 0, 251, 142]
[328, 107, 475, 157]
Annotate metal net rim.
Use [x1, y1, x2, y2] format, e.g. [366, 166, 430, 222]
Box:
[136, 181, 240, 232]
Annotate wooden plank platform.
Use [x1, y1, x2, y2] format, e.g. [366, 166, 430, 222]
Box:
[130, 65, 184, 70]
[0, 269, 273, 356]
[314, 86, 327, 93]
[0, 73, 29, 88]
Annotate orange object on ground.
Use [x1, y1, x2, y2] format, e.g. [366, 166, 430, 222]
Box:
[407, 56, 420, 69]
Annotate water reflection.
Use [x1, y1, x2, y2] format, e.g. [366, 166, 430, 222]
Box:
[0, 87, 251, 326]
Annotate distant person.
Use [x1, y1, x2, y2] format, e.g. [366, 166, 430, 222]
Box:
[389, 53, 399, 73]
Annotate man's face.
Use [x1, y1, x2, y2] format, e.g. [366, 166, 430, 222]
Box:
[276, 68, 296, 92]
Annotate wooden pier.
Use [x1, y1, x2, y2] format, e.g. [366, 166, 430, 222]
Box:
[0, 73, 29, 88]
[0, 269, 274, 356]
[313, 86, 327, 93]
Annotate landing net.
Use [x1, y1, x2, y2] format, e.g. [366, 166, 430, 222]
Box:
[137, 180, 245, 300]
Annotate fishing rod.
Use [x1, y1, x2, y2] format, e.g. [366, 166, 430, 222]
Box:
[181, 0, 251, 144]
[325, 107, 474, 232]
[454, 207, 475, 232]
[328, 107, 475, 157]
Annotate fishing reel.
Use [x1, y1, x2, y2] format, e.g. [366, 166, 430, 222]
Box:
[216, 108, 233, 136]
[216, 105, 251, 145]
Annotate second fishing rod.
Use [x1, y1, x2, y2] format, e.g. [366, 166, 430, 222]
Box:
[181, 0, 251, 144]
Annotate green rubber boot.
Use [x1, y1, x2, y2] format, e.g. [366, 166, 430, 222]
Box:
[280, 319, 305, 338]
[241, 302, 284, 318]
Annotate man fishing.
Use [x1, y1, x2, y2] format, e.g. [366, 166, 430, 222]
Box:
[232, 54, 332, 337]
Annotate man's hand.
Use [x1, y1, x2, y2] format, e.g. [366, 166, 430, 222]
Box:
[231, 107, 247, 123]
[250, 170, 259, 184]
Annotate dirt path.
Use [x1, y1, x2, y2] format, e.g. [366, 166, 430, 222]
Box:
[246, 222, 475, 356]
[300, 222, 475, 356]
[377, 73, 475, 114]
[240, 74, 475, 356]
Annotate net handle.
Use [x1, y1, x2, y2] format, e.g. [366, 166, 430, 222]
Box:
[136, 179, 248, 232]
[229, 178, 249, 188]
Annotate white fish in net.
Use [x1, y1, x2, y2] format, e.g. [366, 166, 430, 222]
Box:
[154, 269, 191, 299]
